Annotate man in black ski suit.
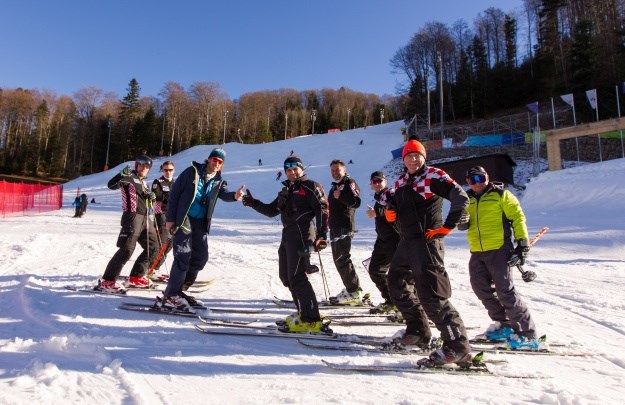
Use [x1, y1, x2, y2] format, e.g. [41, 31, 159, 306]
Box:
[328, 159, 362, 304]
[150, 160, 176, 279]
[96, 155, 159, 293]
[385, 139, 472, 366]
[160, 148, 244, 312]
[364, 171, 406, 314]
[242, 156, 330, 333]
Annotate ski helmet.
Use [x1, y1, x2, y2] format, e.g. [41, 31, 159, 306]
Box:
[135, 155, 153, 170]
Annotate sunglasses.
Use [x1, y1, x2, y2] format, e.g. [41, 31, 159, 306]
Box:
[210, 157, 224, 164]
[371, 178, 384, 185]
[284, 162, 301, 169]
[467, 174, 486, 185]
[163, 168, 174, 172]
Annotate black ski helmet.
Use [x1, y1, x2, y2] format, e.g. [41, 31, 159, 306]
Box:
[135, 155, 153, 170]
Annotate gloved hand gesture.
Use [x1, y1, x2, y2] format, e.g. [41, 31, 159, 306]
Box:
[242, 189, 256, 207]
[385, 209, 397, 222]
[514, 239, 530, 265]
[121, 165, 132, 176]
[314, 231, 328, 252]
[425, 226, 452, 239]
[146, 191, 157, 201]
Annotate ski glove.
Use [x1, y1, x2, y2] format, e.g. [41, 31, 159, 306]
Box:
[146, 191, 157, 201]
[314, 231, 328, 252]
[385, 209, 397, 222]
[425, 226, 452, 239]
[514, 239, 530, 265]
[242, 189, 256, 207]
[120, 165, 132, 176]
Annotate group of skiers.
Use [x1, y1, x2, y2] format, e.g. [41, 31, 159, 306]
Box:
[95, 138, 539, 367]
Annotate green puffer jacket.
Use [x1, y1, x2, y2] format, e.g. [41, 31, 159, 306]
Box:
[464, 183, 528, 252]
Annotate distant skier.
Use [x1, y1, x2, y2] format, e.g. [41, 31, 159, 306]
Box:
[276, 171, 282, 181]
[72, 193, 88, 218]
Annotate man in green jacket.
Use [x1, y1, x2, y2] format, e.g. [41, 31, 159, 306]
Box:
[460, 166, 539, 350]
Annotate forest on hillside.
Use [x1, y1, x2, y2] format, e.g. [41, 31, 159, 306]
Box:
[1, 0, 624, 180]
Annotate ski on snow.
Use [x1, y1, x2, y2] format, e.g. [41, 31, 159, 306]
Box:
[117, 302, 259, 324]
[194, 324, 387, 344]
[118, 301, 265, 315]
[321, 359, 547, 379]
[273, 295, 374, 310]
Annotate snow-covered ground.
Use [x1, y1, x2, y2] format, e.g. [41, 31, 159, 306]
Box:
[1, 121, 625, 404]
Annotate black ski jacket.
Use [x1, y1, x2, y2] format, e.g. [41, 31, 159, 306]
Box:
[249, 174, 328, 236]
[328, 174, 361, 233]
[373, 187, 399, 240]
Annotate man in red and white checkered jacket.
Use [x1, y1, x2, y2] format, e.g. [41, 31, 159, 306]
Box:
[385, 139, 473, 367]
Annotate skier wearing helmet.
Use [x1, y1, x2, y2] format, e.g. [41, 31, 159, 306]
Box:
[95, 155, 159, 293]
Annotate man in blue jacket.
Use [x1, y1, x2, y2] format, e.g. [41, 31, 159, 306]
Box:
[159, 148, 244, 312]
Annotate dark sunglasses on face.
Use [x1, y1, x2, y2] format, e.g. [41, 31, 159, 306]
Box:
[371, 178, 384, 185]
[163, 168, 174, 172]
[210, 157, 223, 164]
[284, 162, 300, 169]
[467, 174, 486, 185]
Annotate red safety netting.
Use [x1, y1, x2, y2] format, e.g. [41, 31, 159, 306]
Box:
[0, 180, 63, 218]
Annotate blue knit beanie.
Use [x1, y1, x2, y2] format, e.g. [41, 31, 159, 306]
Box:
[208, 148, 226, 162]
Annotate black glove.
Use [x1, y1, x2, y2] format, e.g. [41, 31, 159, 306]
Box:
[242, 189, 256, 207]
[314, 231, 328, 252]
[120, 166, 132, 176]
[514, 239, 530, 265]
[146, 191, 157, 201]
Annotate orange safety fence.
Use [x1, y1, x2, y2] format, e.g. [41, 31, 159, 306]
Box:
[0, 180, 64, 218]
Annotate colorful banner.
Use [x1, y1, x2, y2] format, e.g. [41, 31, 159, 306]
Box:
[586, 89, 597, 110]
[560, 93, 574, 107]
[526, 101, 539, 113]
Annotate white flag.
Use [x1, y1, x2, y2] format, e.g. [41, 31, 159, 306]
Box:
[560, 93, 574, 107]
[586, 89, 597, 110]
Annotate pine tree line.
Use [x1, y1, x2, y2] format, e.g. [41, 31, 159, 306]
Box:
[1, 0, 624, 180]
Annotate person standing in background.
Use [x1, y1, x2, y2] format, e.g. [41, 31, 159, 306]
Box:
[328, 159, 363, 304]
[150, 160, 176, 281]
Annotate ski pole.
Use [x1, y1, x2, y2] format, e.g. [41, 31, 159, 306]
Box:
[317, 251, 331, 301]
[148, 236, 171, 276]
[509, 226, 549, 282]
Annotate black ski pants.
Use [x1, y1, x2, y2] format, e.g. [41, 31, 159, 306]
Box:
[103, 212, 159, 281]
[278, 223, 320, 322]
[164, 217, 209, 297]
[330, 228, 360, 293]
[389, 237, 470, 353]
[368, 234, 399, 301]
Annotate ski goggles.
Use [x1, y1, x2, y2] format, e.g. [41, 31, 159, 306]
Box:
[467, 174, 486, 185]
[284, 162, 302, 169]
[370, 178, 384, 185]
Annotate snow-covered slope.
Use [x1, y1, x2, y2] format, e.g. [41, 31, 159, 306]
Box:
[2, 122, 625, 404]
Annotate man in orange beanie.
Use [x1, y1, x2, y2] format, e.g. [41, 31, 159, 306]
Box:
[385, 138, 473, 367]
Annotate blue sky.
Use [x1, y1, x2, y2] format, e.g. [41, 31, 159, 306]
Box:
[1, 0, 522, 100]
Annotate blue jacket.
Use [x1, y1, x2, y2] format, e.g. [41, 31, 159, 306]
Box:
[166, 161, 236, 233]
